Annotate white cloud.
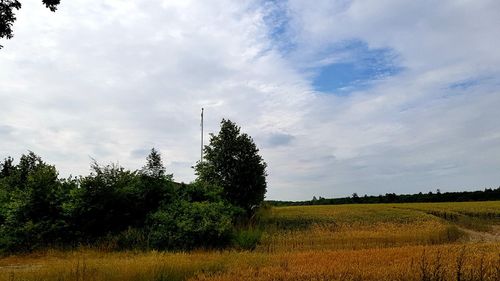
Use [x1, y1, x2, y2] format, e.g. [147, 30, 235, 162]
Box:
[0, 0, 499, 200]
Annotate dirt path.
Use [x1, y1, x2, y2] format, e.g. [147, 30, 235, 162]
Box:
[460, 225, 500, 243]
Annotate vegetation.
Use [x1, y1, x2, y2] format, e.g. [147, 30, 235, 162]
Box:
[0, 202, 499, 281]
[0, 119, 266, 253]
[256, 202, 500, 252]
[0, 119, 498, 281]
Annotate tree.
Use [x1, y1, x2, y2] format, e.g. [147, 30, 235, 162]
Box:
[0, 0, 61, 49]
[352, 192, 359, 203]
[0, 156, 15, 178]
[0, 152, 71, 251]
[195, 119, 267, 215]
[134, 148, 175, 224]
[141, 148, 172, 180]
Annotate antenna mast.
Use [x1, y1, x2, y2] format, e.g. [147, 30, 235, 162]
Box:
[200, 107, 204, 163]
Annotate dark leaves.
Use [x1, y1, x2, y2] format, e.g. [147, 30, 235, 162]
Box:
[42, 0, 60, 12]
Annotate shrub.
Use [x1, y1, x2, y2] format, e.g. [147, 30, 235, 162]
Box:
[148, 200, 237, 250]
[232, 228, 262, 250]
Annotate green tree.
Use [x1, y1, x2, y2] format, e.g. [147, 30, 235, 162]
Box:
[141, 148, 172, 180]
[0, 152, 71, 252]
[68, 162, 139, 239]
[134, 148, 175, 226]
[195, 119, 267, 215]
[0, 156, 15, 178]
[0, 0, 61, 49]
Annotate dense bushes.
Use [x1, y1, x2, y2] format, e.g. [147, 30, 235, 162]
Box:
[0, 152, 72, 251]
[0, 150, 257, 253]
[148, 200, 236, 250]
[0, 120, 268, 253]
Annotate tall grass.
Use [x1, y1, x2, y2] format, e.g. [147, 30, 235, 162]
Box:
[194, 244, 500, 281]
[257, 203, 468, 252]
[1, 244, 499, 281]
[0, 250, 237, 281]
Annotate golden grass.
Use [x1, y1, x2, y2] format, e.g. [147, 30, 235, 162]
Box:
[259, 221, 461, 252]
[258, 203, 465, 252]
[1, 244, 498, 281]
[194, 244, 500, 281]
[392, 201, 500, 216]
[0, 250, 240, 281]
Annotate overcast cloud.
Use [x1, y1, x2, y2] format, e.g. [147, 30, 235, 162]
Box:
[1, 0, 499, 200]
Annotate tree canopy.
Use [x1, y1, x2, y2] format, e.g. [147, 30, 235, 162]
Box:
[195, 119, 267, 215]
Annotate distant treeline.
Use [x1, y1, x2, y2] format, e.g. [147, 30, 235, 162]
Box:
[267, 187, 500, 206]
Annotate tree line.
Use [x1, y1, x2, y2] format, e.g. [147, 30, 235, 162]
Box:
[0, 119, 267, 253]
[268, 188, 500, 207]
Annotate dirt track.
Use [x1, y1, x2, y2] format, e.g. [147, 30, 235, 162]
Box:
[460, 225, 500, 243]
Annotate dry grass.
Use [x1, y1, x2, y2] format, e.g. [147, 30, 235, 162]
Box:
[259, 220, 463, 252]
[1, 244, 498, 281]
[392, 201, 500, 232]
[258, 203, 464, 252]
[0, 250, 239, 281]
[194, 244, 500, 281]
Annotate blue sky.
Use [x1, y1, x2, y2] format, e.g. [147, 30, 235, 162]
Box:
[0, 0, 500, 200]
[263, 1, 403, 94]
[311, 41, 402, 93]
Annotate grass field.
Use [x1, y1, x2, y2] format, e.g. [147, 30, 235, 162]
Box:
[1, 201, 499, 281]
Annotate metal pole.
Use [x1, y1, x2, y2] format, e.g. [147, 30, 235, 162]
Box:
[201, 107, 204, 163]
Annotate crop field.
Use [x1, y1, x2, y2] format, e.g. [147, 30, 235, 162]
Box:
[1, 201, 499, 281]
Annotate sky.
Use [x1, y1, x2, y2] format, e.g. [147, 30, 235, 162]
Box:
[1, 0, 499, 201]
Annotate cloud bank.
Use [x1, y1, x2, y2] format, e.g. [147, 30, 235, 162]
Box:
[1, 0, 499, 200]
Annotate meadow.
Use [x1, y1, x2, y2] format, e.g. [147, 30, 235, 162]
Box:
[1, 201, 499, 281]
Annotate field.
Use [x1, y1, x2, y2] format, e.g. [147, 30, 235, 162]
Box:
[1, 201, 499, 281]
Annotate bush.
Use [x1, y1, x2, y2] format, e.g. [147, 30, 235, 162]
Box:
[148, 200, 237, 250]
[0, 148, 258, 253]
[0, 153, 72, 252]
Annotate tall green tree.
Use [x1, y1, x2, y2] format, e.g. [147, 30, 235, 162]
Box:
[0, 0, 61, 49]
[0, 156, 15, 178]
[195, 119, 267, 215]
[141, 148, 172, 180]
[135, 148, 175, 224]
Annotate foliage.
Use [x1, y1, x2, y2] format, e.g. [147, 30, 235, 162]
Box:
[0, 152, 71, 252]
[0, 1, 60, 49]
[67, 162, 143, 239]
[232, 228, 262, 250]
[148, 200, 236, 250]
[195, 119, 267, 216]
